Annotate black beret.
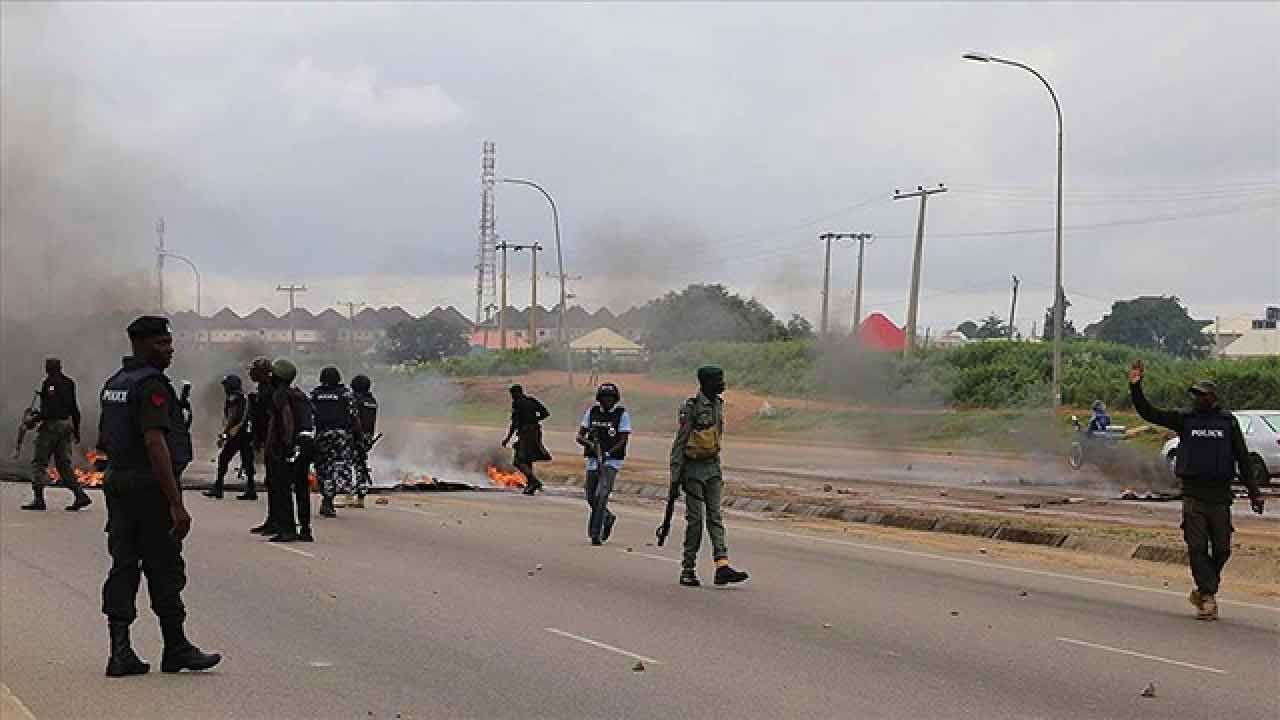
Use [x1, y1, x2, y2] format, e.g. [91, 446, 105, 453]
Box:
[127, 315, 171, 340]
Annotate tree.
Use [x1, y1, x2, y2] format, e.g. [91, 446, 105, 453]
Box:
[955, 320, 979, 339]
[785, 314, 815, 341]
[643, 284, 788, 351]
[1088, 295, 1211, 358]
[1041, 290, 1079, 341]
[972, 313, 1009, 340]
[380, 315, 470, 364]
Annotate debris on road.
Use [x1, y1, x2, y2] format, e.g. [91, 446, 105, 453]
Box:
[626, 547, 634, 552]
[535, 564, 544, 571]
[1018, 590, 1029, 597]
[822, 623, 832, 629]
[375, 497, 389, 505]
[633, 661, 646, 672]
[1141, 683, 1157, 698]
[949, 611, 960, 617]
[823, 484, 833, 493]
[938, 490, 948, 497]
[978, 548, 989, 555]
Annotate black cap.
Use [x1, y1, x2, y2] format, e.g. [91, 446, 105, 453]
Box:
[1189, 380, 1219, 396]
[510, 384, 523, 395]
[127, 315, 171, 340]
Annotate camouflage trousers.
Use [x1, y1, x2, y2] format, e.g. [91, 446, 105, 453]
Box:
[353, 439, 372, 497]
[31, 419, 81, 493]
[315, 429, 355, 499]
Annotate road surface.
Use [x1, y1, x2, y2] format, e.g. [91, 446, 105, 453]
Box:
[2, 483, 1276, 720]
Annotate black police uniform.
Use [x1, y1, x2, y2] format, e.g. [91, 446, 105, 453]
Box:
[583, 404, 627, 543]
[213, 388, 254, 496]
[269, 385, 315, 535]
[353, 389, 378, 494]
[99, 357, 194, 629]
[1131, 381, 1252, 596]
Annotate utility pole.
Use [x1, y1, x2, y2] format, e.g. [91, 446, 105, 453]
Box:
[528, 243, 542, 345]
[894, 184, 947, 358]
[819, 233, 834, 336]
[497, 242, 509, 350]
[851, 234, 873, 335]
[276, 284, 308, 352]
[338, 300, 366, 368]
[155, 217, 166, 314]
[1008, 275, 1020, 340]
[498, 241, 542, 348]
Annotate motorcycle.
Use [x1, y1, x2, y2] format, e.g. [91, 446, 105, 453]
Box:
[1068, 416, 1126, 471]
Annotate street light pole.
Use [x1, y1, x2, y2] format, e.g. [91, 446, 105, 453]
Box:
[160, 252, 202, 316]
[964, 51, 1065, 407]
[502, 177, 573, 387]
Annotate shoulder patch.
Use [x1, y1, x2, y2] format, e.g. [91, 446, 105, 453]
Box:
[150, 392, 167, 408]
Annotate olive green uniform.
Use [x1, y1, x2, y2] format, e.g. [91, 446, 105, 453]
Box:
[670, 393, 727, 570]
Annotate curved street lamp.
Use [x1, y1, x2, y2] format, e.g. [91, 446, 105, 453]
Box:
[964, 51, 1065, 408]
[501, 177, 574, 386]
[160, 251, 202, 316]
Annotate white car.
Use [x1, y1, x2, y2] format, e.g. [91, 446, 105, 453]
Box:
[1160, 411, 1280, 487]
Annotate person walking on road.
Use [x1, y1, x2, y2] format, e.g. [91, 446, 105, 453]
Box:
[1128, 359, 1264, 620]
[205, 374, 254, 500]
[670, 366, 748, 588]
[310, 366, 358, 519]
[98, 316, 220, 677]
[502, 384, 551, 495]
[22, 357, 93, 512]
[350, 374, 378, 507]
[266, 359, 315, 543]
[578, 382, 630, 546]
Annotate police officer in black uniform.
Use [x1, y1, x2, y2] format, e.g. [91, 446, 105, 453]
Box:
[248, 357, 278, 532]
[577, 383, 630, 545]
[1129, 359, 1264, 621]
[99, 316, 220, 677]
[266, 359, 315, 543]
[351, 374, 378, 507]
[204, 374, 255, 500]
[311, 366, 359, 518]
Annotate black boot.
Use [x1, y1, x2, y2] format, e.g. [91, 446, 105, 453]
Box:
[236, 488, 258, 500]
[203, 489, 223, 499]
[250, 518, 278, 534]
[714, 564, 750, 586]
[269, 528, 300, 542]
[319, 497, 336, 518]
[105, 622, 150, 677]
[160, 621, 221, 673]
[679, 569, 701, 587]
[66, 493, 93, 512]
[21, 487, 46, 511]
[298, 526, 314, 542]
[602, 512, 616, 542]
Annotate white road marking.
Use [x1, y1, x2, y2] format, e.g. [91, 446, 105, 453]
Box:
[1, 682, 38, 720]
[265, 543, 315, 559]
[308, 661, 335, 668]
[732, 524, 1280, 613]
[544, 628, 662, 665]
[1056, 637, 1228, 674]
[618, 549, 680, 564]
[385, 505, 442, 518]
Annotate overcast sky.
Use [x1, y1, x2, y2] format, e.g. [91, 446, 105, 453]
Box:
[2, 1, 1277, 334]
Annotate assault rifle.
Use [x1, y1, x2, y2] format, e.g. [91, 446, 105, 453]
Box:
[178, 381, 193, 430]
[656, 481, 679, 547]
[12, 391, 40, 459]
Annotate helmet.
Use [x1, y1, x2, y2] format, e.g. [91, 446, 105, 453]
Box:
[221, 374, 243, 392]
[319, 366, 341, 386]
[509, 384, 523, 396]
[1092, 400, 1105, 412]
[249, 356, 272, 372]
[596, 382, 620, 402]
[271, 358, 298, 385]
[351, 374, 371, 393]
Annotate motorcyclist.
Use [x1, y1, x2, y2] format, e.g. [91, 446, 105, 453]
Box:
[1086, 400, 1112, 436]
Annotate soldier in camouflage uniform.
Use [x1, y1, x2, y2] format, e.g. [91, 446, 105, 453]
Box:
[669, 366, 748, 588]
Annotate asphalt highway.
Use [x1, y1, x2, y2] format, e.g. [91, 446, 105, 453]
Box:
[2, 483, 1276, 720]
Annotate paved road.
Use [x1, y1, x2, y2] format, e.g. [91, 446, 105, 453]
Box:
[2, 483, 1277, 720]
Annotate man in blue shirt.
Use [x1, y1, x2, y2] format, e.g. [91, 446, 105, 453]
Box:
[1086, 400, 1111, 436]
[578, 383, 630, 546]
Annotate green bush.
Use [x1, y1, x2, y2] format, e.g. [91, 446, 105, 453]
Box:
[653, 339, 1280, 410]
[413, 348, 553, 377]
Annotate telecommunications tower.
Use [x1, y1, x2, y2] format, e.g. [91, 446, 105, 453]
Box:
[474, 142, 498, 325]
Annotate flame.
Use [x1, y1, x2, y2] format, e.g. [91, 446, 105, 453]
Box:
[46, 449, 107, 487]
[486, 463, 527, 489]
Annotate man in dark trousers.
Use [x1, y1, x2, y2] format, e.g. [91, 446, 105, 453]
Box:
[350, 374, 378, 507]
[266, 358, 314, 543]
[99, 316, 220, 677]
[310, 366, 358, 519]
[1129, 359, 1264, 620]
[248, 357, 278, 532]
[502, 384, 551, 495]
[22, 357, 93, 512]
[577, 382, 630, 545]
[204, 374, 254, 500]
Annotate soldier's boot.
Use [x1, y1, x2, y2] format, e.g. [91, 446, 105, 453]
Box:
[236, 491, 258, 500]
[298, 525, 315, 543]
[105, 622, 150, 677]
[160, 621, 222, 673]
[714, 563, 750, 586]
[1198, 594, 1219, 621]
[679, 569, 701, 587]
[269, 527, 300, 543]
[66, 492, 93, 512]
[21, 487, 46, 511]
[202, 488, 223, 499]
[319, 497, 336, 518]
[249, 520, 277, 534]
[1188, 589, 1204, 614]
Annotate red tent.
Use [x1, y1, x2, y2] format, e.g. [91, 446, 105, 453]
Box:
[856, 313, 906, 352]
